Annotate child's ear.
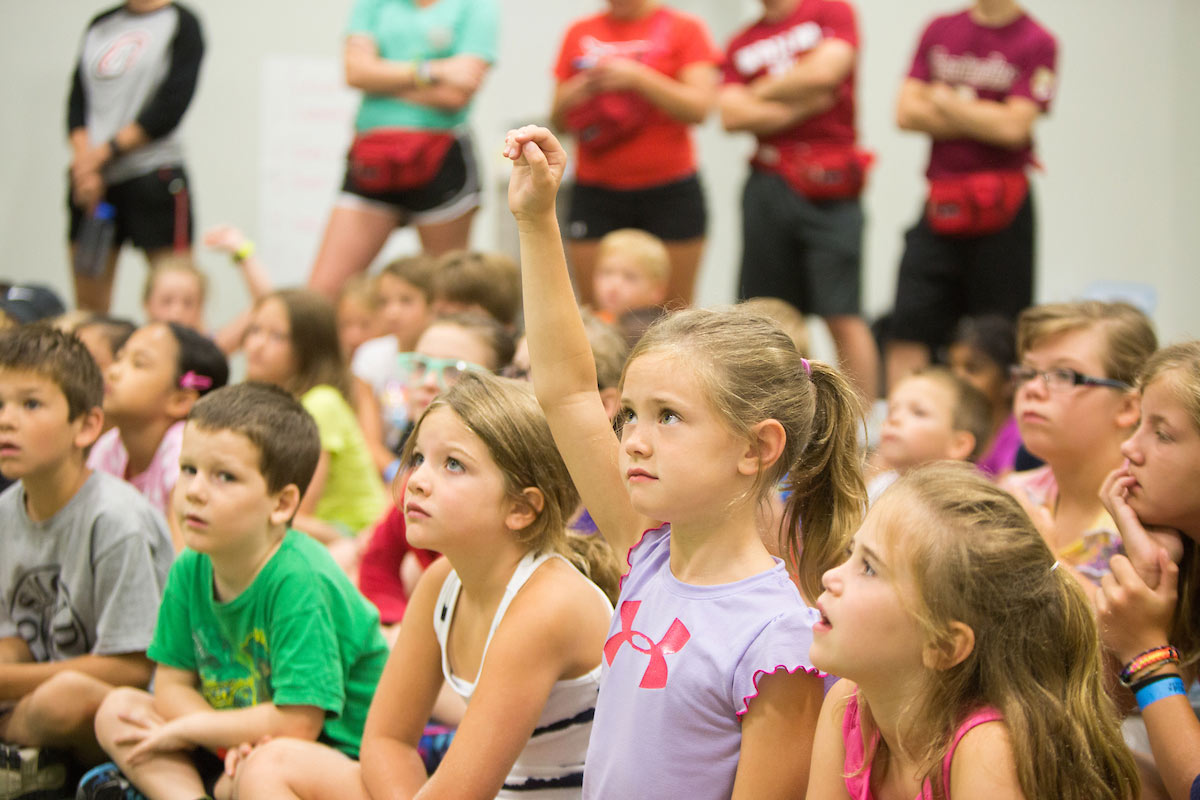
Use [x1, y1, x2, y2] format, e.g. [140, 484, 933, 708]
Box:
[505, 487, 545, 532]
[739, 419, 787, 477]
[165, 388, 199, 421]
[1115, 390, 1141, 431]
[945, 430, 976, 462]
[922, 621, 975, 671]
[599, 387, 621, 421]
[269, 484, 303, 527]
[74, 406, 105, 450]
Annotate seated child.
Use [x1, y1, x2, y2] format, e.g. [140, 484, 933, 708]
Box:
[89, 322, 229, 551]
[1000, 301, 1156, 593]
[244, 289, 388, 543]
[429, 250, 522, 330]
[73, 314, 136, 374]
[591, 228, 669, 324]
[0, 326, 172, 794]
[86, 383, 389, 800]
[947, 314, 1022, 477]
[351, 256, 437, 469]
[869, 367, 991, 502]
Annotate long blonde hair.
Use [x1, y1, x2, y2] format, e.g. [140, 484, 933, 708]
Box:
[626, 307, 866, 601]
[1137, 341, 1200, 668]
[402, 371, 621, 602]
[859, 464, 1138, 800]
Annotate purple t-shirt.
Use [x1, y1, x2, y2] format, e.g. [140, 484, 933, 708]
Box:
[908, 9, 1057, 178]
[976, 414, 1021, 477]
[583, 525, 824, 799]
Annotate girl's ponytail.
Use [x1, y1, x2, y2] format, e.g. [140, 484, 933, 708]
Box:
[782, 360, 866, 603]
[561, 533, 622, 605]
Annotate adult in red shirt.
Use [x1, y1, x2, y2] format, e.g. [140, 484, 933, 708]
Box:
[551, 0, 721, 308]
[886, 0, 1057, 390]
[719, 0, 878, 404]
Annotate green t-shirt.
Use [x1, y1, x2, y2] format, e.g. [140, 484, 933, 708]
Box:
[346, 0, 499, 131]
[147, 531, 389, 757]
[301, 384, 388, 535]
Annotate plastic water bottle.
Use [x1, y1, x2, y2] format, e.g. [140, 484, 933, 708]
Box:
[74, 202, 116, 278]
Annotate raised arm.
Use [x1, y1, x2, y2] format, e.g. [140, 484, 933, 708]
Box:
[504, 126, 653, 557]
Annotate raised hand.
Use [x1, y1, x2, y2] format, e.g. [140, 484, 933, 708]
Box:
[1100, 461, 1184, 589]
[203, 224, 250, 255]
[504, 126, 568, 222]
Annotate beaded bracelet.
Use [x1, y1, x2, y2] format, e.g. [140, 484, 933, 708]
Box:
[1135, 675, 1186, 711]
[1119, 645, 1181, 686]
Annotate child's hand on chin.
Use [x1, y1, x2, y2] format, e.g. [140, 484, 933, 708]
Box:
[504, 126, 568, 222]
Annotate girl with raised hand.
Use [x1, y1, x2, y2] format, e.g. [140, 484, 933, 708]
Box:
[1096, 341, 1200, 800]
[229, 372, 619, 800]
[504, 125, 866, 798]
[807, 463, 1138, 800]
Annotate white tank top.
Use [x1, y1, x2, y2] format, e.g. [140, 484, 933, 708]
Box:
[433, 550, 611, 799]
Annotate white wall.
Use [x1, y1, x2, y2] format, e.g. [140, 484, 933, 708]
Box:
[2, 0, 1197, 342]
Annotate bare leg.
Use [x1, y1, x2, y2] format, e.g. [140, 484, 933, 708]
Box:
[94, 687, 208, 800]
[308, 205, 402, 299]
[662, 238, 705, 308]
[566, 239, 600, 306]
[885, 339, 931, 395]
[71, 244, 122, 314]
[231, 738, 368, 800]
[1, 670, 110, 764]
[415, 209, 476, 258]
[825, 314, 880, 407]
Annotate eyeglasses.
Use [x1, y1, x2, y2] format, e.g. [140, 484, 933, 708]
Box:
[1008, 365, 1131, 393]
[397, 353, 486, 389]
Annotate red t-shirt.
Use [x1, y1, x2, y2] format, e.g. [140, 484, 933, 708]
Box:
[723, 0, 859, 150]
[554, 6, 721, 189]
[358, 487, 440, 625]
[907, 9, 1058, 178]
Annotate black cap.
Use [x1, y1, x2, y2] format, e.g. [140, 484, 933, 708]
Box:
[0, 284, 67, 325]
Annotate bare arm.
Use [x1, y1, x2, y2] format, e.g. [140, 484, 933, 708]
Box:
[948, 722, 1027, 799]
[719, 83, 835, 136]
[587, 59, 718, 125]
[731, 670, 824, 799]
[0, 652, 153, 702]
[549, 72, 595, 130]
[151, 664, 212, 720]
[344, 36, 488, 113]
[805, 679, 855, 800]
[294, 450, 344, 546]
[504, 126, 655, 557]
[750, 39, 854, 102]
[0, 637, 33, 664]
[895, 78, 963, 139]
[931, 86, 1040, 151]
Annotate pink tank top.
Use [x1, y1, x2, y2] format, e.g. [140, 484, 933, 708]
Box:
[841, 693, 1003, 800]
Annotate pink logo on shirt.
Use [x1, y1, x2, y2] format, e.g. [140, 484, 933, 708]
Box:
[604, 600, 690, 689]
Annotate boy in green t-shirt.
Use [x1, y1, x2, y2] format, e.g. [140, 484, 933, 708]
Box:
[85, 383, 389, 800]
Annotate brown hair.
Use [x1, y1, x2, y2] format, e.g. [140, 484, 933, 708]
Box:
[402, 371, 621, 602]
[1017, 301, 1157, 385]
[380, 254, 437, 304]
[338, 274, 379, 312]
[580, 310, 629, 391]
[905, 367, 993, 461]
[738, 297, 809, 357]
[626, 307, 866, 601]
[859, 464, 1138, 800]
[427, 311, 515, 372]
[258, 289, 352, 401]
[432, 250, 522, 327]
[188, 382, 321, 496]
[142, 255, 208, 305]
[0, 324, 102, 421]
[596, 228, 670, 285]
[1137, 341, 1200, 668]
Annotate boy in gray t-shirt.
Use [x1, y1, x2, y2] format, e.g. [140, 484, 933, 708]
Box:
[0, 326, 173, 792]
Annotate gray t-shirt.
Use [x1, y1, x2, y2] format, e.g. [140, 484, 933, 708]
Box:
[0, 471, 174, 661]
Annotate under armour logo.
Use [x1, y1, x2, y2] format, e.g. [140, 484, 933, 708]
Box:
[603, 600, 690, 689]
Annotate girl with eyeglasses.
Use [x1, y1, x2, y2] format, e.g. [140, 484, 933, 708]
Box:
[1000, 301, 1157, 595]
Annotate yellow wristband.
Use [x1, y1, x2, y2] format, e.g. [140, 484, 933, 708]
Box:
[232, 241, 255, 264]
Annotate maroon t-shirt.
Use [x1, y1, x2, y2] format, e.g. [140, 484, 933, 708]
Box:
[908, 9, 1057, 178]
[723, 0, 858, 151]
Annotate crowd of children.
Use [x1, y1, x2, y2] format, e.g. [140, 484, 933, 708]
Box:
[6, 0, 1198, 797]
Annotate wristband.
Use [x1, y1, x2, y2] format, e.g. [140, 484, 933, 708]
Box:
[1120, 645, 1181, 686]
[414, 60, 435, 88]
[232, 240, 255, 264]
[1135, 675, 1186, 711]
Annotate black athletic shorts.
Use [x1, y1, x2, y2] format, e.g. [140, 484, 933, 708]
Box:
[567, 174, 707, 242]
[67, 165, 194, 252]
[890, 191, 1035, 350]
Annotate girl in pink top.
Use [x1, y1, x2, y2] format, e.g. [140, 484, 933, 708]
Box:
[806, 464, 1138, 800]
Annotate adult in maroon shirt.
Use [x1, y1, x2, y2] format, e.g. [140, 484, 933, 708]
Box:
[886, 0, 1057, 390]
[719, 0, 878, 405]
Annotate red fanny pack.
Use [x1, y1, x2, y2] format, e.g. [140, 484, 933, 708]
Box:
[763, 144, 874, 200]
[348, 129, 456, 193]
[564, 90, 654, 154]
[926, 171, 1028, 236]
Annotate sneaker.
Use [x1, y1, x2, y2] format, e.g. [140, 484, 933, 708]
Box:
[75, 762, 146, 800]
[0, 745, 67, 800]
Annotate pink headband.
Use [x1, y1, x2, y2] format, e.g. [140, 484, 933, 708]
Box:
[179, 371, 212, 391]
